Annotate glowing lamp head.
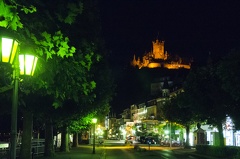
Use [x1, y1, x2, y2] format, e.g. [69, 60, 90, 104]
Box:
[0, 37, 19, 64]
[19, 54, 38, 76]
[92, 118, 97, 124]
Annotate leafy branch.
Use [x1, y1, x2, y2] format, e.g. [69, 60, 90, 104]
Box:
[0, 1, 36, 30]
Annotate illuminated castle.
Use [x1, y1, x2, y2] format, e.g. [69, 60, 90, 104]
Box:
[131, 39, 191, 69]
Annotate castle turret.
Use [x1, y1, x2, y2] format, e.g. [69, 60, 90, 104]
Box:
[152, 39, 165, 59]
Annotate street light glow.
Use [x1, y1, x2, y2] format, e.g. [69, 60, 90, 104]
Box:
[0, 37, 19, 64]
[92, 118, 97, 123]
[19, 54, 38, 76]
[92, 118, 97, 154]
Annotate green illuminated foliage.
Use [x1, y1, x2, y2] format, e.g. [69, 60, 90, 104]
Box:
[69, 113, 96, 132]
[1, 0, 113, 156]
[0, 1, 36, 30]
[31, 31, 76, 60]
[21, 5, 36, 14]
[0, 1, 22, 30]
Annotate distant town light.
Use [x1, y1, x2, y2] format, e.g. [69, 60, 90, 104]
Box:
[92, 118, 97, 123]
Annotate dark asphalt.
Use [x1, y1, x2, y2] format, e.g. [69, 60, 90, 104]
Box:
[34, 145, 227, 159]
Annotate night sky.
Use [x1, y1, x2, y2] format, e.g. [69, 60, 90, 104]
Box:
[100, 1, 240, 62]
[99, 1, 240, 114]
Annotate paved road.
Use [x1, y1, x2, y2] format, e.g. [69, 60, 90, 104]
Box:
[35, 144, 221, 159]
[103, 146, 210, 159]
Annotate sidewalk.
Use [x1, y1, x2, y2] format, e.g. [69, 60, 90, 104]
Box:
[35, 145, 105, 159]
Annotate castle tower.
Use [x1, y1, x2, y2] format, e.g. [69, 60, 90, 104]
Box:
[131, 38, 191, 69]
[152, 39, 165, 59]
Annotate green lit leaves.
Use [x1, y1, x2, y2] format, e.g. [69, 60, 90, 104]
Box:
[68, 112, 96, 132]
[82, 81, 96, 95]
[0, 1, 36, 30]
[0, 1, 22, 30]
[31, 31, 76, 60]
[79, 52, 94, 71]
[21, 5, 36, 14]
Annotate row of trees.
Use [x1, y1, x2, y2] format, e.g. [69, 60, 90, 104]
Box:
[0, 0, 114, 159]
[161, 51, 240, 148]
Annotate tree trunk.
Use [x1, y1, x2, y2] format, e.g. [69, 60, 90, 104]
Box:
[19, 109, 33, 159]
[217, 122, 225, 147]
[184, 125, 191, 149]
[60, 126, 69, 152]
[44, 120, 55, 157]
[53, 131, 58, 151]
[72, 133, 78, 147]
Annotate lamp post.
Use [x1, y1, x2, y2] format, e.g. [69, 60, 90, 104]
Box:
[92, 118, 97, 154]
[0, 36, 38, 159]
[169, 122, 172, 147]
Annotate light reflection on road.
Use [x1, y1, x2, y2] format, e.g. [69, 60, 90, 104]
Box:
[91, 140, 201, 159]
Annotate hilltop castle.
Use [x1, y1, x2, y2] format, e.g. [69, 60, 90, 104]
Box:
[131, 39, 191, 69]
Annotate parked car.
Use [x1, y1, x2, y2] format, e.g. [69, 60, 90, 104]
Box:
[140, 136, 158, 144]
[144, 137, 158, 144]
[161, 139, 180, 147]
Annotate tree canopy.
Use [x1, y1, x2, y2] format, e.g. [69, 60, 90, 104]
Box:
[216, 49, 240, 129]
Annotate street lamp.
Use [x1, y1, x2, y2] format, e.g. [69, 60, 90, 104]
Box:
[92, 118, 97, 154]
[0, 36, 38, 159]
[19, 53, 38, 76]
